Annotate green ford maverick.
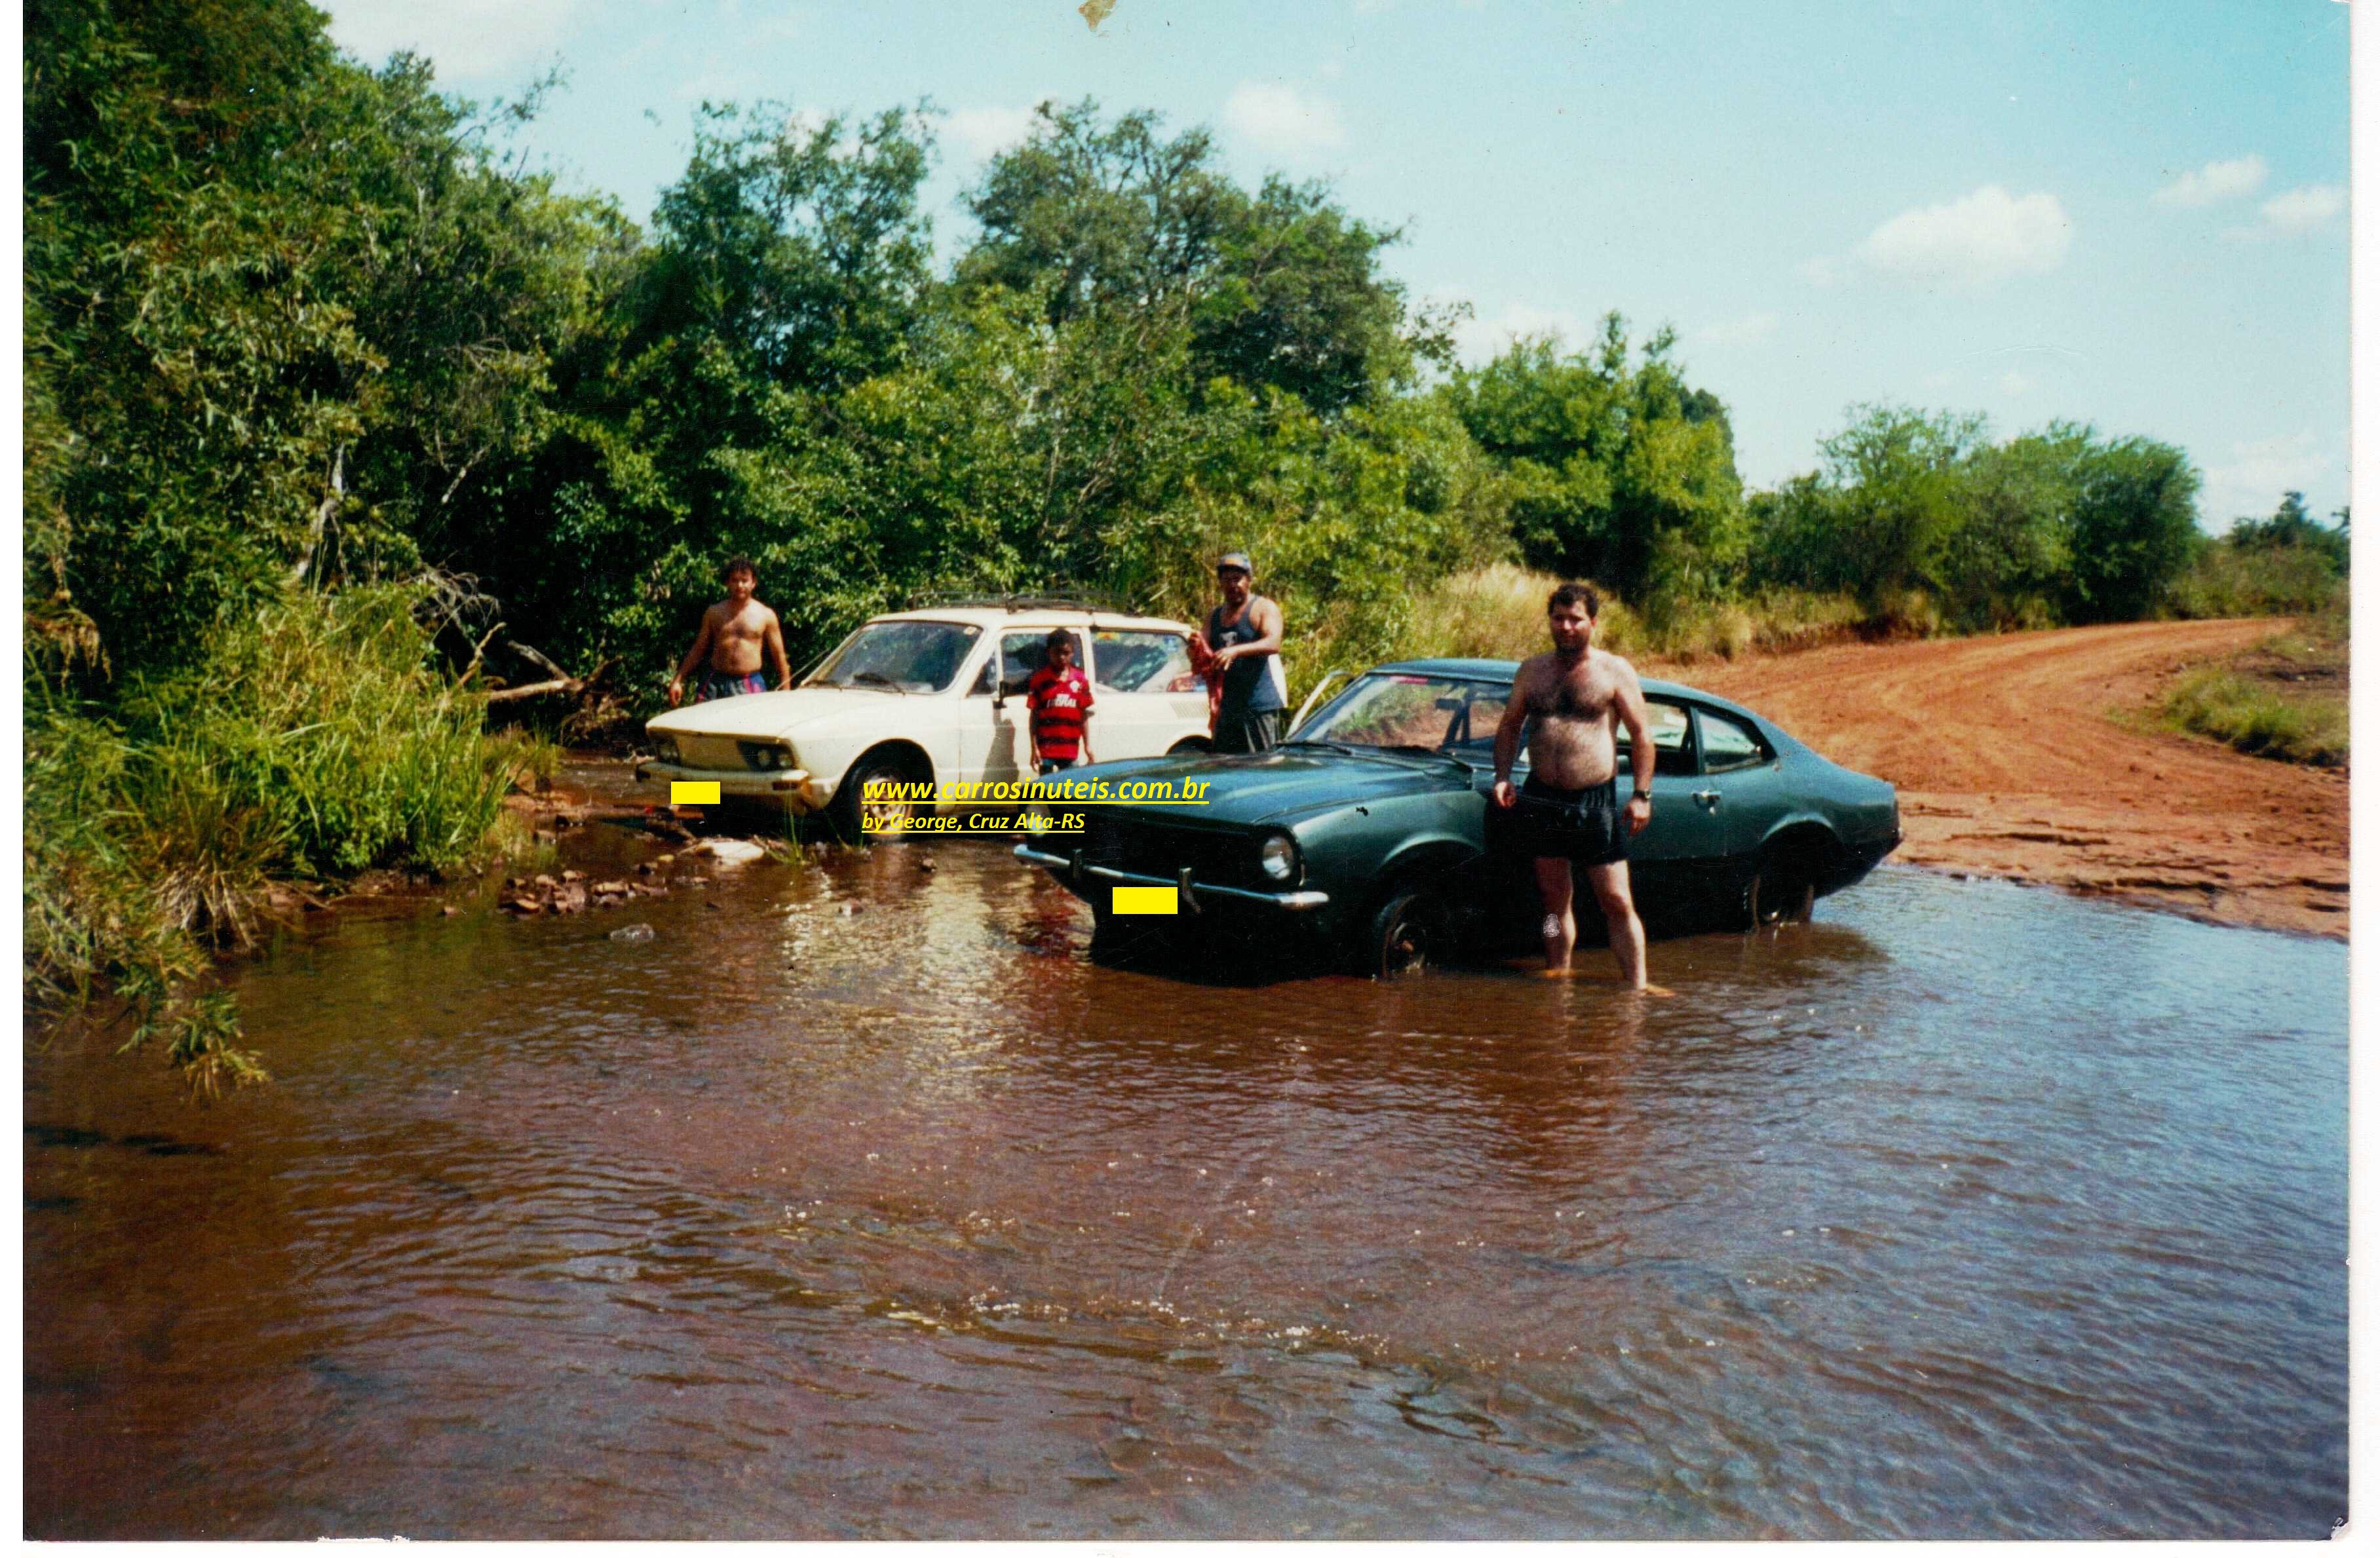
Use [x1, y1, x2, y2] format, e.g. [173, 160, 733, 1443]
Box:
[1014, 658, 1902, 976]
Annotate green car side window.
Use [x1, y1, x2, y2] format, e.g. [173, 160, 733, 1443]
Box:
[1615, 699, 1697, 776]
[1699, 708, 1771, 772]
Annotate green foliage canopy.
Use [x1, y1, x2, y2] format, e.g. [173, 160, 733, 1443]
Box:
[1445, 318, 1746, 604]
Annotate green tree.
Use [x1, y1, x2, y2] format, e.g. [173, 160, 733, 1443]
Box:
[2226, 491, 2350, 575]
[1938, 425, 2083, 628]
[461, 104, 941, 673]
[27, 0, 615, 682]
[1446, 318, 1744, 603]
[2060, 434, 2202, 622]
[961, 100, 1423, 415]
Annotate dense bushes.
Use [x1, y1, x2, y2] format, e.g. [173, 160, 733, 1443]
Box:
[2170, 492, 2351, 619]
[1745, 409, 2202, 632]
[27, 587, 526, 1087]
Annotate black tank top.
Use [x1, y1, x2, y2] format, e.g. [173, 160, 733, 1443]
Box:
[1208, 599, 1284, 714]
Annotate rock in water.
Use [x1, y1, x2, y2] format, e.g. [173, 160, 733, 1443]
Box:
[609, 922, 657, 943]
[699, 839, 769, 868]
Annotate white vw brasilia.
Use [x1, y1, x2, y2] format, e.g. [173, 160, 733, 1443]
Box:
[637, 600, 1219, 835]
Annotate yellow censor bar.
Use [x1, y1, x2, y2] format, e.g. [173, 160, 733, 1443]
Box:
[670, 781, 721, 805]
[1111, 885, 1179, 915]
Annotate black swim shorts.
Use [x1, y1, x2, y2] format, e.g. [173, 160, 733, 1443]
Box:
[1491, 775, 1628, 866]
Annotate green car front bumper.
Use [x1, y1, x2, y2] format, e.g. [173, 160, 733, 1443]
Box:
[1012, 843, 1330, 913]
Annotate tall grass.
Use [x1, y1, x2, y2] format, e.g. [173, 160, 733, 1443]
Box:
[1395, 563, 1870, 670]
[2168, 541, 2348, 620]
[24, 584, 541, 1092]
[2160, 666, 2348, 767]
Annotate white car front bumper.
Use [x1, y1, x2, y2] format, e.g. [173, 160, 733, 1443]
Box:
[634, 759, 834, 814]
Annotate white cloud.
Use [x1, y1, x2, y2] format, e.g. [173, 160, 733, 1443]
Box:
[1691, 311, 1779, 349]
[2152, 154, 2267, 208]
[317, 0, 594, 79]
[1444, 299, 1583, 364]
[2259, 183, 2347, 233]
[1223, 81, 1347, 159]
[2219, 183, 2349, 242]
[1852, 185, 2073, 292]
[2202, 431, 2333, 527]
[946, 105, 1041, 162]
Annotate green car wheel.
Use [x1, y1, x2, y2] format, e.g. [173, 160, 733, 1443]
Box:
[1365, 886, 1449, 979]
[1744, 841, 1819, 928]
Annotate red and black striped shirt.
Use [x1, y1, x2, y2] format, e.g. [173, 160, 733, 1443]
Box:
[1026, 664, 1094, 759]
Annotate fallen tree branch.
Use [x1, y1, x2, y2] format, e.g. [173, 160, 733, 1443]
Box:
[505, 639, 573, 682]
[461, 619, 508, 684]
[486, 677, 576, 704]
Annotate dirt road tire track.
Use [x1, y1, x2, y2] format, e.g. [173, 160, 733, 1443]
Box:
[1654, 620, 2347, 939]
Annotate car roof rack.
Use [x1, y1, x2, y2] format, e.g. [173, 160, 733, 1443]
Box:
[906, 590, 1136, 615]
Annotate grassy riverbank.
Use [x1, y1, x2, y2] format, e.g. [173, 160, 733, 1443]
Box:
[26, 586, 542, 1091]
[2158, 609, 2349, 767]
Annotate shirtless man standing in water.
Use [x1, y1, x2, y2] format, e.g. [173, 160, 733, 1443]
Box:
[667, 555, 792, 706]
[1489, 582, 1658, 988]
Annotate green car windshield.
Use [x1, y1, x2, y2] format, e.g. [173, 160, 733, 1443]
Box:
[1293, 673, 1514, 755]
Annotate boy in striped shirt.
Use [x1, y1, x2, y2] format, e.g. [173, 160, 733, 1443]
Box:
[1026, 630, 1095, 776]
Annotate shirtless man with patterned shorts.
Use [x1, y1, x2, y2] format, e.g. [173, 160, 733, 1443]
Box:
[667, 555, 791, 706]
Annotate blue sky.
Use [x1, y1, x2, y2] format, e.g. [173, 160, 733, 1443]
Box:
[317, 0, 2352, 529]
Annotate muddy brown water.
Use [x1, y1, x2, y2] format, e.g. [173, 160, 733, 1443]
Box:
[24, 778, 2346, 1538]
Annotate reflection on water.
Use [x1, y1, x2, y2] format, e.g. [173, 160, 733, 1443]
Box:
[24, 826, 2346, 1538]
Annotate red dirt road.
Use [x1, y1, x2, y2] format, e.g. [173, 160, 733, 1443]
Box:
[1655, 620, 2349, 940]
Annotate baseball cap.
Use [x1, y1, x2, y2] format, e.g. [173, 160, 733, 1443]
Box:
[1216, 551, 1254, 575]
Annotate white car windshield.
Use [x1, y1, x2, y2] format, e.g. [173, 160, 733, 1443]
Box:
[805, 620, 982, 694]
[1293, 673, 1512, 753]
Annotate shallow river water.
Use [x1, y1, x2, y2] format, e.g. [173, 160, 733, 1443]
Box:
[24, 808, 2347, 1538]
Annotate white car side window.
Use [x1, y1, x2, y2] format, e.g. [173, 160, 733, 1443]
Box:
[999, 630, 1086, 696]
[1091, 630, 1195, 693]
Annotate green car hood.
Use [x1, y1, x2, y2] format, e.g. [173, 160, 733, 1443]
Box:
[1083, 749, 1475, 827]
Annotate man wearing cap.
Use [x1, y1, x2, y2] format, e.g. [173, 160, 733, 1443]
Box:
[1206, 552, 1288, 753]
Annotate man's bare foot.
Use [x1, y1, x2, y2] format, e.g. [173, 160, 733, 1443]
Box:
[1622, 982, 1677, 998]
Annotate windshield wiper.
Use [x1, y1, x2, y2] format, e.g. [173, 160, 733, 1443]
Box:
[1282, 738, 1363, 757]
[1384, 743, 1476, 769]
[849, 670, 909, 694]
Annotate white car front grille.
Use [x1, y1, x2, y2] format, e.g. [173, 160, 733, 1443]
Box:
[676, 734, 746, 770]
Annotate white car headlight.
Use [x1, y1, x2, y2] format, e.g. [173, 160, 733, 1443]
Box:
[651, 734, 681, 765]
[1259, 833, 1299, 883]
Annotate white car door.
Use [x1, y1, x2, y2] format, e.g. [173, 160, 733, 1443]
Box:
[1088, 626, 1207, 757]
[953, 640, 1009, 786]
[957, 627, 1088, 784]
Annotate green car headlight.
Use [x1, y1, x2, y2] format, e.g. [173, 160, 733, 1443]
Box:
[1259, 833, 1299, 883]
